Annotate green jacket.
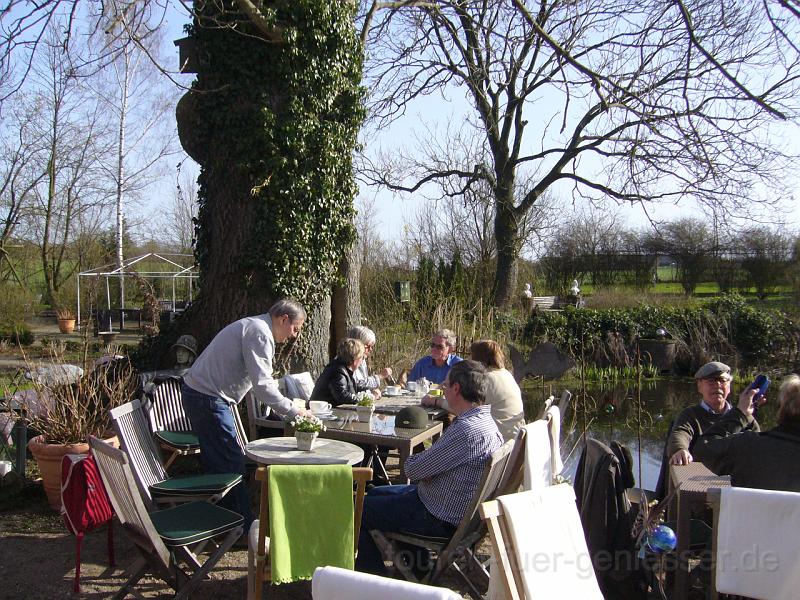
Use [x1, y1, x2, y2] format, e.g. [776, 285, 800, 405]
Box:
[666, 403, 759, 459]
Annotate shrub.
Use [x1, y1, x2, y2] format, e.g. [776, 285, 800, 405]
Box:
[0, 325, 33, 346]
[522, 293, 798, 372]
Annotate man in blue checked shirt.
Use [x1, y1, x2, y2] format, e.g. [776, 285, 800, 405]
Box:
[355, 360, 503, 576]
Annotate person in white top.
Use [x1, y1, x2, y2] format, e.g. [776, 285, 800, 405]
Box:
[346, 325, 392, 389]
[181, 299, 309, 525]
[468, 339, 525, 442]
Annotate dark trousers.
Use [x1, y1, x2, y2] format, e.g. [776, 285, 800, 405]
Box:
[180, 384, 253, 527]
[356, 484, 456, 576]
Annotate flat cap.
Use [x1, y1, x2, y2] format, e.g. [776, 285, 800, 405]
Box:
[694, 361, 731, 380]
[396, 406, 428, 429]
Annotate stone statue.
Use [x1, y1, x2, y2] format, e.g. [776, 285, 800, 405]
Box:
[172, 335, 197, 369]
[522, 282, 533, 312]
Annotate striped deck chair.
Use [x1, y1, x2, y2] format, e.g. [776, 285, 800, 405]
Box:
[110, 399, 242, 507]
[146, 377, 200, 469]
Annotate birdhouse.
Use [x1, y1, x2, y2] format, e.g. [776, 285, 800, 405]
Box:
[173, 37, 199, 74]
[394, 281, 411, 303]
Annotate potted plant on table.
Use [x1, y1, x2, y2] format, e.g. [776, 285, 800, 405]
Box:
[290, 414, 325, 451]
[3, 353, 135, 510]
[355, 392, 375, 422]
[56, 307, 76, 334]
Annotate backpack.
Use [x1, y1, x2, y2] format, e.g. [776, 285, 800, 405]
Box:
[61, 452, 115, 593]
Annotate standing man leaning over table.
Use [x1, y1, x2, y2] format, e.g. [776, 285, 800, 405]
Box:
[408, 328, 463, 385]
[181, 299, 311, 526]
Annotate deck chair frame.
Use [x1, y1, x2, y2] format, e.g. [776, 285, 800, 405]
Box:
[110, 399, 241, 507]
[146, 377, 200, 469]
[89, 436, 243, 600]
[247, 465, 373, 600]
[371, 438, 514, 598]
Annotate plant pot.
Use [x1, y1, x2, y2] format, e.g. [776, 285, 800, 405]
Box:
[57, 318, 76, 334]
[356, 405, 374, 422]
[637, 339, 677, 374]
[28, 434, 118, 511]
[295, 431, 318, 451]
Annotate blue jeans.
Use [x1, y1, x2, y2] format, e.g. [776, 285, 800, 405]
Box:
[356, 484, 456, 576]
[180, 384, 253, 527]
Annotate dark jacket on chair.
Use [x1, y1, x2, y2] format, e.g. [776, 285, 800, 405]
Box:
[574, 438, 644, 600]
[310, 358, 367, 407]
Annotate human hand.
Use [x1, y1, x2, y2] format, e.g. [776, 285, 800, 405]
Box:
[669, 449, 693, 466]
[371, 388, 382, 400]
[420, 393, 436, 407]
[295, 407, 313, 418]
[380, 367, 393, 379]
[738, 387, 765, 417]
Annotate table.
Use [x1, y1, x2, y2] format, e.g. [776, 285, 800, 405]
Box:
[668, 462, 731, 598]
[245, 437, 364, 466]
[319, 409, 443, 482]
[337, 390, 449, 421]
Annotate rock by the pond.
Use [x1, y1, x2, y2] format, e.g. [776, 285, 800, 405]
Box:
[509, 342, 576, 382]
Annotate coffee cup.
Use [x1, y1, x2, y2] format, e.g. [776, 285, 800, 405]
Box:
[309, 400, 332, 413]
[385, 385, 400, 396]
[292, 398, 307, 411]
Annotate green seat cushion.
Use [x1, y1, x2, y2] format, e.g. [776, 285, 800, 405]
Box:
[151, 473, 242, 496]
[151, 501, 244, 546]
[155, 430, 200, 449]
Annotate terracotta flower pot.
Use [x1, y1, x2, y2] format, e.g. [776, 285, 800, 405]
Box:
[57, 318, 76, 334]
[28, 434, 118, 511]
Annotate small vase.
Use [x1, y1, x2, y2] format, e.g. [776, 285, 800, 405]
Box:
[295, 431, 318, 451]
[356, 405, 374, 422]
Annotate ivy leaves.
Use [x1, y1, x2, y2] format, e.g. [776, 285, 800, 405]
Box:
[190, 0, 365, 308]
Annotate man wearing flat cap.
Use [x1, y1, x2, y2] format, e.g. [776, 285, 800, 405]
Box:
[666, 361, 759, 466]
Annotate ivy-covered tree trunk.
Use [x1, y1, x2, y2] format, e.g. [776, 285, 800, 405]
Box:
[175, 0, 365, 370]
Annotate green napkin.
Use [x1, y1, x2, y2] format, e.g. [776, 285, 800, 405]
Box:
[268, 464, 354, 583]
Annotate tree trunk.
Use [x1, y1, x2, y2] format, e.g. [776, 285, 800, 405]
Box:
[179, 158, 269, 348]
[330, 234, 361, 359]
[492, 200, 521, 308]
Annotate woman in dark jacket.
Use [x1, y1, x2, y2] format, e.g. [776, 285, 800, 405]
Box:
[310, 338, 380, 407]
[694, 374, 800, 492]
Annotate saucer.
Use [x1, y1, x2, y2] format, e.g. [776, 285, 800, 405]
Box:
[384, 391, 400, 397]
[312, 410, 335, 419]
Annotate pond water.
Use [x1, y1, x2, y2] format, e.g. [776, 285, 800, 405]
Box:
[522, 377, 778, 492]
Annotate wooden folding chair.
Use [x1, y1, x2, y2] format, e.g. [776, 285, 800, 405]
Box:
[244, 392, 286, 440]
[370, 439, 515, 598]
[110, 400, 241, 506]
[247, 465, 372, 600]
[480, 484, 604, 600]
[146, 377, 200, 469]
[88, 436, 244, 600]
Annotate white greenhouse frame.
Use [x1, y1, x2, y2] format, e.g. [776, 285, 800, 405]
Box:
[76, 253, 198, 329]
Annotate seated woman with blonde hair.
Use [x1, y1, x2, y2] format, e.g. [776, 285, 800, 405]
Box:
[310, 338, 381, 407]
